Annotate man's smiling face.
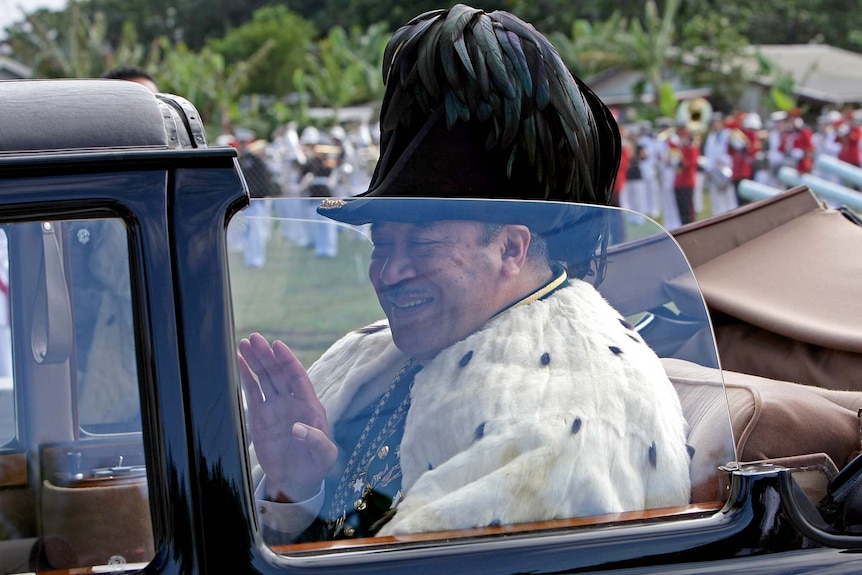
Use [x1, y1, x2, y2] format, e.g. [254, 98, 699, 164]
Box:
[369, 220, 506, 360]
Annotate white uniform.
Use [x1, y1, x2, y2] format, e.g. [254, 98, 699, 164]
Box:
[702, 127, 737, 216]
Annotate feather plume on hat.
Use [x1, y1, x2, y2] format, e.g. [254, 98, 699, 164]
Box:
[373, 4, 621, 205]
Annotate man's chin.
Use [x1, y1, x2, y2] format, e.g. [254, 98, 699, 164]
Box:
[390, 329, 441, 361]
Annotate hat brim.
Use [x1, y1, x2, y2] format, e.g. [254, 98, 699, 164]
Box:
[318, 196, 566, 230]
[317, 196, 609, 275]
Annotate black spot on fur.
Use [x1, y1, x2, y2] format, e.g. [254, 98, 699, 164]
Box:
[619, 318, 634, 330]
[609, 345, 623, 355]
[571, 417, 582, 434]
[356, 324, 388, 335]
[459, 351, 474, 367]
[428, 462, 433, 470]
[627, 333, 640, 343]
[686, 444, 696, 460]
[474, 422, 486, 441]
[649, 442, 657, 468]
[488, 519, 501, 527]
[541, 352, 551, 365]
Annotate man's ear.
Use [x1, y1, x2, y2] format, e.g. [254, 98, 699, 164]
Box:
[499, 225, 531, 276]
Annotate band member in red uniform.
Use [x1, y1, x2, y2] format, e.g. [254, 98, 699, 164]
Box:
[788, 109, 815, 174]
[673, 127, 700, 225]
[727, 117, 753, 205]
[837, 115, 862, 167]
[611, 126, 633, 242]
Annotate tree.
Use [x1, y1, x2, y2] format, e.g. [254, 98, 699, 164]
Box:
[550, 14, 628, 80]
[550, 0, 683, 117]
[3, 0, 156, 79]
[76, 0, 273, 50]
[282, 0, 443, 36]
[301, 25, 380, 112]
[155, 37, 275, 134]
[207, 5, 315, 97]
[614, 0, 682, 115]
[674, 7, 752, 111]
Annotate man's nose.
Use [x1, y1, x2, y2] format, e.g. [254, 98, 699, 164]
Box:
[378, 251, 416, 285]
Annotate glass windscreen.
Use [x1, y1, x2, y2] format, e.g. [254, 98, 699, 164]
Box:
[229, 197, 735, 550]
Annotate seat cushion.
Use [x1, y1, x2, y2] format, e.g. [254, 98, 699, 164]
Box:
[664, 358, 862, 502]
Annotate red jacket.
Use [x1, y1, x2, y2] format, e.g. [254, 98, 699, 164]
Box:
[838, 125, 862, 167]
[615, 143, 633, 193]
[728, 129, 757, 180]
[794, 127, 814, 173]
[674, 144, 700, 189]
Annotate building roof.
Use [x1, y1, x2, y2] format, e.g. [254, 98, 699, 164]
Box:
[587, 68, 710, 107]
[0, 55, 31, 80]
[746, 44, 862, 105]
[587, 43, 862, 109]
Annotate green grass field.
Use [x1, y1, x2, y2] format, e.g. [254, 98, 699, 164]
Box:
[229, 220, 384, 368]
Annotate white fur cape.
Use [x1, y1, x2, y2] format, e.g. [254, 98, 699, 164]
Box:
[308, 279, 691, 536]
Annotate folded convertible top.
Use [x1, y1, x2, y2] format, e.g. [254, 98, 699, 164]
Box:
[673, 186, 862, 389]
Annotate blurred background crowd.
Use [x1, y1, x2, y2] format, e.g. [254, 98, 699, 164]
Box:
[221, 99, 862, 269]
[222, 119, 379, 267]
[614, 104, 862, 230]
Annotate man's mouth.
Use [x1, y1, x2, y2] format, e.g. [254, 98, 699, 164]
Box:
[383, 286, 433, 310]
[390, 296, 432, 309]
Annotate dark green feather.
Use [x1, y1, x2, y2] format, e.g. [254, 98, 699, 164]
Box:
[383, 17, 436, 85]
[465, 28, 491, 99]
[494, 26, 532, 98]
[416, 19, 446, 101]
[473, 14, 516, 100]
[441, 5, 480, 89]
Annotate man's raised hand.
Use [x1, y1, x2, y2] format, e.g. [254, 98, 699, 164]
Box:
[238, 333, 337, 502]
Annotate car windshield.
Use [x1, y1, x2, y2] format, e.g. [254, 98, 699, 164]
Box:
[229, 197, 736, 550]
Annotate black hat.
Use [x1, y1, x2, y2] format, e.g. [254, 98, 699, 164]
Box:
[318, 5, 619, 276]
[317, 108, 608, 276]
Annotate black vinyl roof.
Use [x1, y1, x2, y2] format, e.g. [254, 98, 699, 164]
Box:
[0, 79, 206, 153]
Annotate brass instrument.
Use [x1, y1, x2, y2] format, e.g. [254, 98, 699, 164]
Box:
[675, 97, 713, 136]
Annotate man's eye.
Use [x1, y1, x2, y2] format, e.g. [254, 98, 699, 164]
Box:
[370, 244, 392, 258]
[410, 239, 439, 248]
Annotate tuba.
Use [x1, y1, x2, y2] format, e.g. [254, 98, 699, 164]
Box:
[676, 97, 713, 136]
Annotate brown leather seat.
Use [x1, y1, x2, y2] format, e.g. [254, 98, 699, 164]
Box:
[664, 358, 862, 503]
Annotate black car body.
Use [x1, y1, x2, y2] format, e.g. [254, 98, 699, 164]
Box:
[1, 79, 861, 574]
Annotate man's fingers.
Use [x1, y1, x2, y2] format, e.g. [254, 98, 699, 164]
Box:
[237, 353, 264, 408]
[239, 333, 284, 399]
[271, 340, 315, 399]
[293, 423, 338, 470]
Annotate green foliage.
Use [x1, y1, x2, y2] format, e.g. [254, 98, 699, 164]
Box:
[3, 1, 160, 79]
[550, 15, 626, 79]
[300, 23, 389, 110]
[155, 36, 275, 134]
[8, 0, 862, 141]
[207, 5, 316, 97]
[676, 11, 751, 108]
[557, 0, 681, 118]
[755, 52, 798, 111]
[505, 0, 641, 36]
[8, 1, 108, 78]
[283, 0, 445, 37]
[770, 87, 798, 112]
[658, 82, 678, 118]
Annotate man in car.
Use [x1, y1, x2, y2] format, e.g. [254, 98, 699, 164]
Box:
[238, 4, 691, 542]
